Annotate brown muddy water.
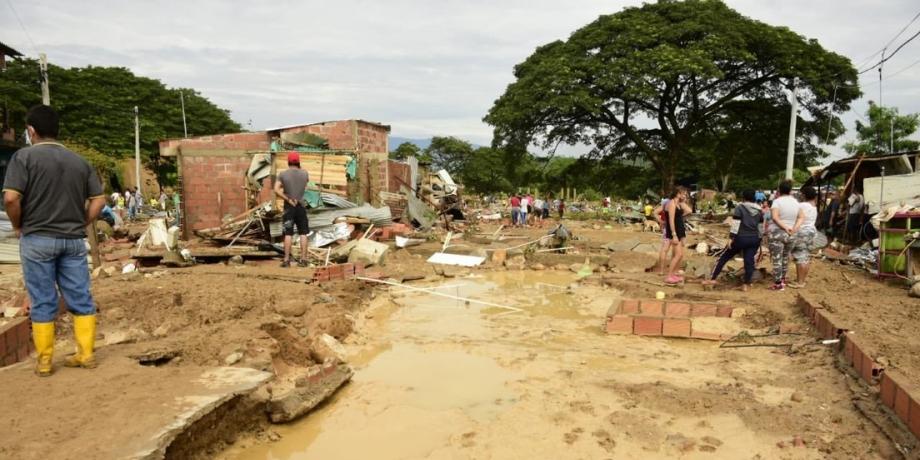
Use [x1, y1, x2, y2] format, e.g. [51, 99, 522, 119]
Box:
[223, 271, 837, 459]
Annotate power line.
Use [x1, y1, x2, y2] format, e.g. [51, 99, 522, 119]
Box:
[883, 10, 920, 51]
[852, 9, 920, 72]
[4, 0, 38, 54]
[886, 56, 920, 79]
[859, 28, 920, 75]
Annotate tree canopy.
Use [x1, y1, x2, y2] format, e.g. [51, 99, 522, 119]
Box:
[424, 136, 474, 176]
[484, 0, 860, 191]
[843, 102, 920, 155]
[0, 58, 240, 186]
[389, 141, 422, 161]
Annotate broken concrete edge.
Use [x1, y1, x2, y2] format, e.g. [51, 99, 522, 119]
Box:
[797, 293, 920, 442]
[267, 362, 354, 423]
[131, 366, 273, 460]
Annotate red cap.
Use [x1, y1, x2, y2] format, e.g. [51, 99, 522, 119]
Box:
[287, 152, 300, 164]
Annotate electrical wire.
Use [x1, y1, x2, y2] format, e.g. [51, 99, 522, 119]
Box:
[883, 10, 920, 52]
[853, 9, 920, 73]
[859, 28, 920, 75]
[4, 0, 38, 55]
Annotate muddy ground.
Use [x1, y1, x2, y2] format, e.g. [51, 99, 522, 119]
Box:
[0, 218, 916, 459]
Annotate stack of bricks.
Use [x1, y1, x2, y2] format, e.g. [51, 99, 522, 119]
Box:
[311, 263, 366, 283]
[0, 317, 32, 367]
[799, 293, 920, 439]
[370, 223, 413, 241]
[605, 298, 734, 340]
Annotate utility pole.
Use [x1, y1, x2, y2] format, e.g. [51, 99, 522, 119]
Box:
[39, 53, 50, 105]
[134, 106, 141, 196]
[890, 117, 895, 154]
[180, 91, 188, 138]
[878, 48, 885, 152]
[785, 78, 798, 180]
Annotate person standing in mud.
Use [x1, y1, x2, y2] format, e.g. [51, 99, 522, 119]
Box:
[703, 190, 763, 291]
[663, 187, 690, 285]
[3, 105, 106, 377]
[788, 186, 818, 289]
[274, 152, 310, 267]
[767, 180, 798, 290]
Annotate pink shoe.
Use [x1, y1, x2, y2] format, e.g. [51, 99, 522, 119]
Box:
[665, 275, 682, 285]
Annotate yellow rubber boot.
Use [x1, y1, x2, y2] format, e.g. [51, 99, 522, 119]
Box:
[63, 315, 97, 369]
[32, 322, 55, 377]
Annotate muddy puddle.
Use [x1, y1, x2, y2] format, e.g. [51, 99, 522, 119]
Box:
[225, 271, 830, 459]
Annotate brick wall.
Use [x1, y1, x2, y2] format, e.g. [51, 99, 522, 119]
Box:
[387, 161, 410, 193]
[355, 121, 388, 153]
[0, 317, 32, 367]
[180, 132, 271, 152]
[279, 120, 388, 153]
[180, 155, 273, 231]
[282, 121, 356, 151]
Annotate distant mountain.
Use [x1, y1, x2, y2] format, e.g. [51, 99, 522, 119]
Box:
[388, 137, 432, 151]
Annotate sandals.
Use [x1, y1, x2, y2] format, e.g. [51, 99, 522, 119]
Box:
[664, 275, 682, 285]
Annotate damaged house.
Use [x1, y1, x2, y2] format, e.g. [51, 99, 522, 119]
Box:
[158, 119, 415, 240]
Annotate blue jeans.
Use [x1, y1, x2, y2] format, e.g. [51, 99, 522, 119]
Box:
[20, 235, 96, 323]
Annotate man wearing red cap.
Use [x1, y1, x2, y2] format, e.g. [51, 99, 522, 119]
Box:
[274, 152, 310, 267]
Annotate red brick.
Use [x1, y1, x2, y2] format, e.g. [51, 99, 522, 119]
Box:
[620, 299, 640, 315]
[851, 340, 864, 376]
[813, 310, 831, 339]
[716, 305, 733, 317]
[690, 304, 717, 317]
[862, 353, 882, 384]
[606, 315, 634, 334]
[664, 302, 690, 317]
[639, 301, 663, 316]
[909, 391, 920, 439]
[662, 318, 691, 337]
[633, 317, 662, 336]
[880, 372, 897, 408]
[895, 384, 911, 423]
[799, 298, 815, 320]
[843, 334, 855, 366]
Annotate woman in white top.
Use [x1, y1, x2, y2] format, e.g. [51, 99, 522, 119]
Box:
[767, 180, 799, 290]
[789, 186, 819, 289]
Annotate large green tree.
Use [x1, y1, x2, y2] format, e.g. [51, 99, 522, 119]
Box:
[389, 141, 421, 160]
[843, 103, 920, 155]
[690, 98, 838, 191]
[484, 0, 860, 191]
[0, 59, 240, 186]
[425, 136, 474, 176]
[459, 147, 513, 193]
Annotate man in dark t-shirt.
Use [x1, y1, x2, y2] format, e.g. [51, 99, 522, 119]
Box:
[274, 152, 310, 267]
[2, 105, 106, 376]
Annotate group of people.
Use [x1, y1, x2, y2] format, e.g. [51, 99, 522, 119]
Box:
[508, 194, 562, 226]
[108, 188, 172, 221]
[656, 180, 820, 291]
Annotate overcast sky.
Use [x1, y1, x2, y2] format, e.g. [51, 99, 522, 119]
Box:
[2, 0, 919, 161]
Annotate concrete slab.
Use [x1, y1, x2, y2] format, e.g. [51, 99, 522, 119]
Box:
[0, 351, 271, 460]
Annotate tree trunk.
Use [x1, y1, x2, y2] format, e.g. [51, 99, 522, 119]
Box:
[719, 173, 730, 192]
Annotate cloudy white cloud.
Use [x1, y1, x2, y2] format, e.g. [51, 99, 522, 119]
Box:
[2, 0, 919, 160]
